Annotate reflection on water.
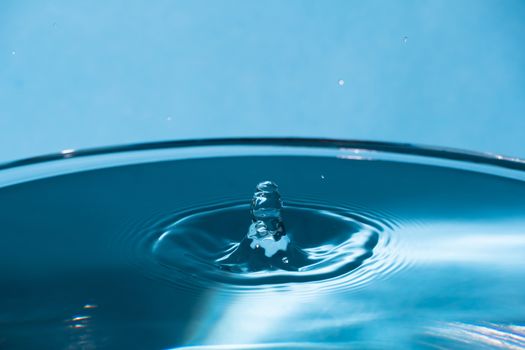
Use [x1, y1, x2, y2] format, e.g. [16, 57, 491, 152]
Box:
[0, 143, 524, 349]
[427, 322, 525, 349]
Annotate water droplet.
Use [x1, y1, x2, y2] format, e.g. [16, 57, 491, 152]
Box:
[403, 36, 408, 44]
[338, 79, 345, 87]
[251, 181, 283, 223]
[321, 175, 325, 179]
[282, 257, 289, 264]
[248, 182, 290, 258]
[166, 117, 172, 121]
[11, 51, 15, 56]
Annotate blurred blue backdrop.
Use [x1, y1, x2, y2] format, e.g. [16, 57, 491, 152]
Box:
[1, 0, 524, 162]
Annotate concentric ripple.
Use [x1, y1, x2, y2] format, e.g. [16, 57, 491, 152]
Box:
[115, 197, 406, 295]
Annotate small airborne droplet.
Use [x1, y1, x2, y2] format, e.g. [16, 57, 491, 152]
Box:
[321, 175, 325, 179]
[338, 79, 345, 87]
[403, 36, 408, 44]
[166, 117, 172, 121]
[11, 51, 16, 56]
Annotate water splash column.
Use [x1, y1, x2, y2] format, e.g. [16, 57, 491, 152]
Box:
[248, 181, 290, 257]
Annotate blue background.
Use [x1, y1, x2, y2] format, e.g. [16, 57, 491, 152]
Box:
[1, 0, 524, 162]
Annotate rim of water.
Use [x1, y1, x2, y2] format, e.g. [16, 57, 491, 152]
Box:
[0, 138, 524, 187]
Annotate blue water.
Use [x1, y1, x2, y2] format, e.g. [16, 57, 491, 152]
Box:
[1, 140, 524, 349]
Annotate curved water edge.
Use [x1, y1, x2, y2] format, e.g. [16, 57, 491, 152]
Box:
[1, 137, 525, 172]
[2, 139, 525, 192]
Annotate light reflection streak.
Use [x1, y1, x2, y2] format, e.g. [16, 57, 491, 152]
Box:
[403, 222, 525, 265]
[185, 291, 302, 345]
[182, 289, 381, 347]
[72, 315, 90, 322]
[173, 342, 355, 349]
[336, 155, 366, 161]
[60, 149, 75, 158]
[428, 322, 525, 349]
[65, 303, 98, 349]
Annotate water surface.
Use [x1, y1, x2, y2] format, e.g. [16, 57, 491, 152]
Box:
[0, 140, 524, 349]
